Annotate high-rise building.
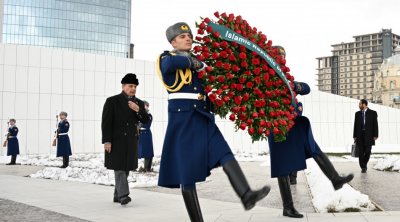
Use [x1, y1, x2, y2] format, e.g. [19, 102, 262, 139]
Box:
[316, 29, 400, 100]
[0, 0, 131, 57]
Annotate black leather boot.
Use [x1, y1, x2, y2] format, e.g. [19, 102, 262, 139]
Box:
[313, 153, 354, 190]
[60, 156, 69, 168]
[6, 155, 17, 165]
[289, 171, 297, 185]
[144, 158, 153, 172]
[181, 186, 204, 222]
[278, 176, 303, 218]
[223, 160, 270, 210]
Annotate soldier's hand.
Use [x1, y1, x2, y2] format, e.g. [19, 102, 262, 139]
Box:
[128, 101, 140, 112]
[104, 143, 112, 153]
[191, 57, 205, 70]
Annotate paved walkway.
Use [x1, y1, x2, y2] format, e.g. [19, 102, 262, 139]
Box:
[1, 164, 400, 221]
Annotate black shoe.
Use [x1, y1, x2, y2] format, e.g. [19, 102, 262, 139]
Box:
[120, 196, 131, 205]
[314, 153, 354, 190]
[222, 160, 270, 211]
[361, 168, 367, 173]
[5, 163, 16, 165]
[278, 176, 304, 218]
[113, 197, 120, 203]
[59, 165, 67, 168]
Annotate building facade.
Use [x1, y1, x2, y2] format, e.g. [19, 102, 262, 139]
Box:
[373, 47, 400, 108]
[317, 29, 400, 101]
[0, 0, 131, 57]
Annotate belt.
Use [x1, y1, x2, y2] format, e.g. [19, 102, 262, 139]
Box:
[8, 136, 15, 138]
[168, 93, 206, 101]
[140, 128, 149, 130]
[58, 133, 68, 135]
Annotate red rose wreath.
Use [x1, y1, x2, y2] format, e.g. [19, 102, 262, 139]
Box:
[194, 12, 298, 142]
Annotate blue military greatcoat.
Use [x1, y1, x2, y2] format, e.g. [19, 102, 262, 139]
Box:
[268, 83, 322, 177]
[158, 51, 234, 188]
[7, 126, 19, 156]
[138, 113, 154, 159]
[56, 120, 72, 157]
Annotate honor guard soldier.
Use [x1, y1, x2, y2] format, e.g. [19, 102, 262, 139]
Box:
[138, 101, 154, 172]
[3, 119, 19, 165]
[56, 111, 72, 168]
[157, 22, 271, 221]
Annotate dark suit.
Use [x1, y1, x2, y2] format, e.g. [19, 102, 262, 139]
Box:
[353, 108, 378, 170]
[102, 93, 149, 171]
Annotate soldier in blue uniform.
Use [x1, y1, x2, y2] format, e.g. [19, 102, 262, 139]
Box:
[138, 101, 154, 172]
[157, 22, 271, 221]
[4, 119, 19, 165]
[56, 111, 72, 168]
[268, 46, 354, 218]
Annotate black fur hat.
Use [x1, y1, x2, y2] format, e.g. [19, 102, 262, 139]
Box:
[121, 73, 139, 85]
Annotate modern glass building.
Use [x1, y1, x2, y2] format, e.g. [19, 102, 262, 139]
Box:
[0, 0, 131, 57]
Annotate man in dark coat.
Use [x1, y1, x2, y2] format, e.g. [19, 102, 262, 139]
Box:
[101, 73, 149, 205]
[157, 22, 270, 221]
[353, 99, 378, 173]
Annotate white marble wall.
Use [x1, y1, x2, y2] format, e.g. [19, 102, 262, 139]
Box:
[1, 43, 399, 156]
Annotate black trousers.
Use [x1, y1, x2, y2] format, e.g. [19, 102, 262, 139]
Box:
[358, 131, 372, 170]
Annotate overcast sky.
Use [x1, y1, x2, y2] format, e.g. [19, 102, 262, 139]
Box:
[131, 0, 400, 88]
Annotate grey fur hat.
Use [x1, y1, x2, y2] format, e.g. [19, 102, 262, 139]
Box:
[166, 22, 192, 42]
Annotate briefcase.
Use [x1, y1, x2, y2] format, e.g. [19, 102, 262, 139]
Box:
[351, 144, 359, 157]
[51, 138, 57, 147]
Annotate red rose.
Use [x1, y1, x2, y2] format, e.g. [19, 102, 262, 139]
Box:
[193, 46, 201, 53]
[216, 89, 223, 95]
[254, 76, 261, 84]
[258, 127, 264, 134]
[234, 96, 242, 105]
[204, 17, 211, 23]
[252, 58, 260, 65]
[223, 96, 230, 102]
[198, 29, 204, 35]
[254, 100, 261, 108]
[246, 81, 254, 88]
[240, 105, 247, 112]
[239, 123, 247, 130]
[212, 52, 219, 59]
[236, 84, 244, 91]
[212, 42, 220, 48]
[226, 73, 233, 79]
[220, 41, 228, 48]
[205, 66, 213, 73]
[221, 12, 227, 18]
[198, 71, 206, 79]
[223, 63, 231, 70]
[216, 61, 223, 68]
[259, 119, 266, 127]
[242, 93, 249, 101]
[254, 88, 262, 95]
[213, 32, 221, 38]
[229, 54, 237, 61]
[202, 51, 210, 58]
[228, 91, 235, 98]
[229, 113, 236, 121]
[208, 93, 216, 102]
[253, 67, 261, 75]
[262, 65, 269, 71]
[239, 52, 247, 59]
[246, 119, 253, 125]
[202, 46, 209, 52]
[205, 85, 212, 93]
[214, 11, 220, 18]
[273, 127, 279, 134]
[208, 75, 215, 82]
[239, 113, 246, 121]
[203, 37, 211, 43]
[268, 69, 276, 75]
[222, 85, 229, 90]
[232, 65, 240, 72]
[239, 77, 246, 84]
[197, 55, 205, 61]
[215, 99, 223, 107]
[195, 36, 202, 41]
[252, 112, 258, 118]
[244, 71, 251, 76]
[232, 106, 240, 113]
[259, 109, 265, 117]
[266, 122, 272, 128]
[239, 45, 246, 52]
[217, 75, 225, 83]
[220, 51, 228, 58]
[248, 128, 255, 135]
[240, 61, 248, 68]
[265, 131, 270, 137]
[199, 22, 206, 29]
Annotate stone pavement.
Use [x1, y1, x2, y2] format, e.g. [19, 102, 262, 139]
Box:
[1, 163, 400, 222]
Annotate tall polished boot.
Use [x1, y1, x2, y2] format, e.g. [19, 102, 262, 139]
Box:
[278, 176, 303, 218]
[222, 160, 270, 210]
[313, 153, 354, 190]
[181, 185, 203, 222]
[60, 156, 69, 168]
[145, 157, 153, 172]
[6, 155, 17, 165]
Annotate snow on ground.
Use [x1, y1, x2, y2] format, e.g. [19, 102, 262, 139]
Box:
[12, 154, 160, 188]
[304, 159, 375, 212]
[373, 155, 400, 172]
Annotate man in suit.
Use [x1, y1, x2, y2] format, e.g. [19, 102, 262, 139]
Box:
[101, 73, 150, 205]
[353, 99, 378, 173]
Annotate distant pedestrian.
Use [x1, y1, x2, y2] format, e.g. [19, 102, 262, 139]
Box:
[353, 99, 378, 173]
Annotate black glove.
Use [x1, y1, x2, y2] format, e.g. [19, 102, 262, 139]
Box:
[191, 57, 204, 70]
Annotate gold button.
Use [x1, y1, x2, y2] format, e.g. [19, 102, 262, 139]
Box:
[194, 104, 197, 108]
[178, 109, 181, 112]
[194, 87, 198, 90]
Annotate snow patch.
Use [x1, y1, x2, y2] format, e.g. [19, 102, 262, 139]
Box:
[373, 155, 400, 172]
